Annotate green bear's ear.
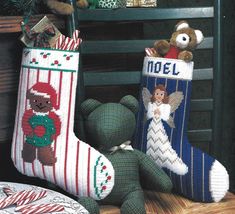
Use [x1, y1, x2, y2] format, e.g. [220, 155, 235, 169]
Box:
[80, 99, 102, 117]
[120, 95, 139, 114]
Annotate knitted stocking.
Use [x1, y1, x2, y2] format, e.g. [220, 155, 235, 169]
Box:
[135, 57, 229, 202]
[12, 48, 114, 200]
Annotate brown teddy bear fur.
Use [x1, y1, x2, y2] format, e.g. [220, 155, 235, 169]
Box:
[151, 21, 204, 62]
[45, 0, 88, 15]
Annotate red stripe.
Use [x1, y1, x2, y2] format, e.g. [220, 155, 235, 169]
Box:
[75, 140, 80, 195]
[87, 147, 91, 197]
[23, 68, 31, 175]
[40, 70, 52, 180]
[48, 70, 51, 83]
[64, 72, 74, 190]
[31, 69, 41, 177]
[14, 67, 24, 164]
[53, 71, 63, 185]
[36, 69, 40, 82]
[57, 72, 63, 107]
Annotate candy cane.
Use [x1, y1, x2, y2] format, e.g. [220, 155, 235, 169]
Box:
[55, 34, 65, 49]
[145, 48, 156, 56]
[72, 30, 80, 43]
[67, 39, 75, 51]
[0, 190, 34, 209]
[3, 187, 15, 196]
[17, 190, 47, 206]
[16, 203, 64, 214]
[61, 37, 72, 50]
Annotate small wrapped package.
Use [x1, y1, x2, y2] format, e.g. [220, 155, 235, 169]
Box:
[20, 16, 61, 48]
[126, 0, 157, 7]
[98, 0, 126, 8]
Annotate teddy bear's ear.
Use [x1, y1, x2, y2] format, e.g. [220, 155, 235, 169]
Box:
[120, 95, 139, 114]
[80, 99, 102, 117]
[194, 29, 204, 44]
[175, 20, 189, 31]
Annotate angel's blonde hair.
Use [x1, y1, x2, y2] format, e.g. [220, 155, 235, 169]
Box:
[151, 84, 169, 104]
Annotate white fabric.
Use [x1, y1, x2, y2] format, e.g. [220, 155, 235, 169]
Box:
[109, 140, 134, 153]
[147, 102, 171, 121]
[142, 56, 194, 80]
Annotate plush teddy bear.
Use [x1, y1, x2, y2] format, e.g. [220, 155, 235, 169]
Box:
[1, 0, 88, 16]
[148, 21, 204, 62]
[45, 0, 88, 15]
[78, 95, 173, 214]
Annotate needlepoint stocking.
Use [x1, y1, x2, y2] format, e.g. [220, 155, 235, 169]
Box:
[135, 56, 229, 202]
[12, 48, 114, 200]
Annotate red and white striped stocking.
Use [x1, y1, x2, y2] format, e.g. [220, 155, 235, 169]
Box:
[12, 48, 114, 200]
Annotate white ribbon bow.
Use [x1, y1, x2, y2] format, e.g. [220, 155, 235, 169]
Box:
[109, 141, 134, 154]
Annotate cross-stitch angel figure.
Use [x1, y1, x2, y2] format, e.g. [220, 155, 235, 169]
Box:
[142, 85, 188, 175]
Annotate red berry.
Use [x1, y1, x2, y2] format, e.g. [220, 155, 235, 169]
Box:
[102, 166, 107, 170]
[102, 186, 106, 190]
[43, 55, 47, 59]
[107, 176, 111, 180]
[54, 60, 59, 64]
[32, 58, 36, 62]
[66, 56, 70, 60]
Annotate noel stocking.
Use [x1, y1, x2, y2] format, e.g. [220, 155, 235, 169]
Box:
[12, 48, 114, 200]
[135, 56, 229, 202]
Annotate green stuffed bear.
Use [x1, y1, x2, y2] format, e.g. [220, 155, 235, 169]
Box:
[79, 95, 172, 214]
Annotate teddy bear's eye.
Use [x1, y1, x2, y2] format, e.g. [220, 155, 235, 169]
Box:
[33, 99, 37, 103]
[46, 101, 50, 104]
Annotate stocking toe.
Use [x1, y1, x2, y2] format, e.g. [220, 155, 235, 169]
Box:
[210, 160, 229, 202]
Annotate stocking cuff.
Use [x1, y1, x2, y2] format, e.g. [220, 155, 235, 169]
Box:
[142, 57, 194, 81]
[21, 48, 79, 73]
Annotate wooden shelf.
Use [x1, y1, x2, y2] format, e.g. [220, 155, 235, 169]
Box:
[77, 7, 214, 21]
[0, 14, 65, 33]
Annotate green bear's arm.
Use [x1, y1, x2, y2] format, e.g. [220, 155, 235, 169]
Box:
[78, 196, 100, 214]
[133, 149, 173, 192]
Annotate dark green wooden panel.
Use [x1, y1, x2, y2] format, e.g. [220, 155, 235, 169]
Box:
[190, 99, 213, 111]
[81, 37, 213, 54]
[77, 7, 214, 21]
[188, 129, 212, 141]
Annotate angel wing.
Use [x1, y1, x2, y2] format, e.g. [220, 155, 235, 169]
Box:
[142, 87, 151, 111]
[168, 91, 184, 113]
[166, 91, 184, 128]
[166, 116, 175, 128]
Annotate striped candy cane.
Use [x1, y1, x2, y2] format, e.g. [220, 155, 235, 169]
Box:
[55, 34, 66, 49]
[16, 203, 64, 214]
[145, 47, 157, 57]
[0, 190, 34, 209]
[3, 187, 15, 196]
[72, 30, 80, 43]
[17, 190, 47, 206]
[61, 37, 71, 50]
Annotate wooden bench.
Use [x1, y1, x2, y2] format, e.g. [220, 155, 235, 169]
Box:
[100, 192, 235, 214]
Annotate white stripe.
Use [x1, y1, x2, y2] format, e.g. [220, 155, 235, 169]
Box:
[169, 80, 179, 180]
[191, 147, 194, 198]
[23, 68, 38, 177]
[180, 81, 189, 192]
[30, 89, 50, 98]
[77, 141, 89, 197]
[53, 71, 71, 189]
[202, 153, 205, 201]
